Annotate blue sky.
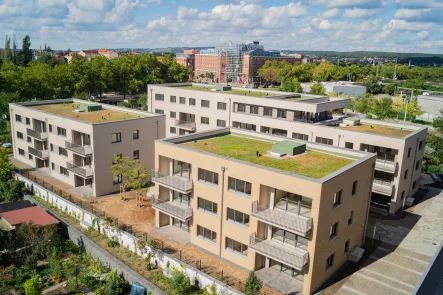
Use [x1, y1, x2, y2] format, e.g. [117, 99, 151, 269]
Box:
[0, 0, 442, 53]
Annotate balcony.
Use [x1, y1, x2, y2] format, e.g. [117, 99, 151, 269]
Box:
[152, 197, 193, 221]
[375, 159, 397, 173]
[251, 201, 312, 237]
[372, 179, 395, 196]
[249, 234, 309, 271]
[175, 120, 196, 131]
[151, 169, 193, 194]
[66, 162, 93, 178]
[28, 146, 49, 159]
[65, 140, 92, 156]
[26, 128, 47, 140]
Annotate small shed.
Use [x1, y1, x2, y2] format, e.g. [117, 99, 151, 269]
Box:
[272, 141, 306, 156]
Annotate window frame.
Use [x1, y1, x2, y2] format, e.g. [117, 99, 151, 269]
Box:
[228, 177, 252, 196]
[133, 129, 139, 140]
[189, 98, 196, 106]
[330, 222, 338, 240]
[217, 119, 226, 127]
[348, 211, 353, 226]
[198, 168, 219, 186]
[263, 107, 272, 117]
[154, 93, 164, 101]
[197, 225, 216, 243]
[201, 117, 209, 125]
[201, 100, 210, 108]
[133, 150, 139, 160]
[227, 207, 250, 227]
[352, 181, 357, 196]
[217, 102, 227, 110]
[113, 174, 123, 185]
[333, 190, 342, 208]
[15, 114, 22, 123]
[326, 253, 334, 270]
[170, 95, 176, 103]
[111, 132, 122, 143]
[225, 237, 248, 257]
[197, 197, 218, 215]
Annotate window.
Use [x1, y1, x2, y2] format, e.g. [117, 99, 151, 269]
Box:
[189, 98, 196, 106]
[228, 177, 252, 196]
[404, 169, 408, 180]
[217, 120, 226, 127]
[25, 117, 30, 125]
[217, 102, 227, 110]
[201, 100, 210, 108]
[408, 147, 411, 158]
[277, 109, 287, 119]
[179, 97, 186, 104]
[237, 104, 246, 112]
[112, 132, 121, 143]
[133, 150, 139, 160]
[330, 222, 338, 240]
[198, 197, 218, 214]
[170, 96, 176, 103]
[170, 127, 176, 134]
[348, 211, 353, 226]
[170, 111, 176, 119]
[28, 154, 33, 160]
[113, 174, 123, 185]
[198, 168, 219, 185]
[333, 190, 341, 208]
[51, 162, 55, 170]
[154, 94, 164, 101]
[57, 127, 66, 137]
[155, 109, 164, 115]
[17, 131, 23, 140]
[27, 136, 32, 143]
[419, 140, 423, 150]
[18, 148, 25, 156]
[292, 132, 308, 141]
[225, 237, 248, 257]
[201, 117, 209, 125]
[263, 107, 272, 117]
[413, 180, 417, 189]
[49, 124, 52, 133]
[60, 166, 69, 176]
[416, 160, 421, 170]
[15, 114, 22, 122]
[197, 225, 216, 243]
[250, 106, 259, 114]
[345, 142, 354, 149]
[233, 121, 256, 131]
[326, 253, 334, 270]
[227, 208, 250, 226]
[352, 181, 358, 196]
[344, 240, 350, 254]
[133, 129, 139, 140]
[50, 144, 54, 152]
[316, 136, 333, 145]
[58, 147, 68, 157]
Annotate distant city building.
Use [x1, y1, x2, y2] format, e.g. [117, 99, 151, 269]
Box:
[98, 48, 118, 59]
[176, 50, 200, 71]
[64, 48, 118, 63]
[302, 57, 314, 64]
[302, 82, 366, 97]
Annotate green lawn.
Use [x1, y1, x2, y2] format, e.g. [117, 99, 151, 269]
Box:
[177, 85, 281, 97]
[183, 135, 354, 179]
[338, 124, 413, 137]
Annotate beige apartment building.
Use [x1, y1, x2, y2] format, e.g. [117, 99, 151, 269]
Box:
[151, 127, 375, 295]
[10, 99, 165, 197]
[147, 83, 428, 214]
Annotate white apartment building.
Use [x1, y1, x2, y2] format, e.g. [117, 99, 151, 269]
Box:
[10, 99, 165, 197]
[147, 83, 428, 214]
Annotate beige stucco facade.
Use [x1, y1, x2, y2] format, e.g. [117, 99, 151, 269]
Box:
[151, 128, 375, 295]
[10, 99, 165, 197]
[148, 83, 428, 214]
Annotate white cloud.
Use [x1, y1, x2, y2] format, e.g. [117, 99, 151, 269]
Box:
[394, 8, 441, 23]
[344, 8, 377, 18]
[417, 30, 431, 39]
[322, 8, 340, 19]
[311, 0, 383, 8]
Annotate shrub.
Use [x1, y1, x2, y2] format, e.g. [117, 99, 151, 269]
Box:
[170, 271, 191, 295]
[244, 271, 262, 295]
[23, 277, 42, 295]
[106, 239, 119, 248]
[102, 270, 125, 295]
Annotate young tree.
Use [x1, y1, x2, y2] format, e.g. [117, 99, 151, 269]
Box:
[138, 94, 147, 111]
[244, 271, 262, 295]
[21, 35, 32, 66]
[309, 82, 326, 95]
[49, 247, 64, 279]
[407, 98, 424, 119]
[433, 109, 443, 134]
[0, 148, 13, 182]
[111, 155, 149, 201]
[352, 95, 371, 114]
[0, 179, 26, 203]
[102, 270, 125, 295]
[392, 96, 406, 118]
[170, 271, 191, 295]
[370, 97, 394, 120]
[23, 277, 42, 295]
[3, 35, 11, 62]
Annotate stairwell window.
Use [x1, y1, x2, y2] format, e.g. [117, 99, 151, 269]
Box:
[404, 169, 408, 180]
[330, 222, 338, 240]
[133, 150, 139, 160]
[111, 132, 121, 143]
[326, 253, 334, 270]
[333, 190, 342, 208]
[133, 129, 139, 140]
[344, 240, 350, 254]
[348, 211, 353, 226]
[352, 181, 358, 196]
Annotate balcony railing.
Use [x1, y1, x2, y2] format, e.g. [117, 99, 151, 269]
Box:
[65, 140, 92, 156]
[152, 197, 193, 221]
[251, 201, 312, 237]
[175, 120, 196, 131]
[375, 159, 397, 173]
[151, 169, 193, 193]
[372, 179, 395, 196]
[28, 146, 49, 159]
[66, 161, 93, 178]
[26, 128, 47, 140]
[249, 234, 309, 271]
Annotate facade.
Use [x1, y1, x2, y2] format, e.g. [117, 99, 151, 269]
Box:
[147, 83, 428, 214]
[10, 99, 165, 197]
[98, 48, 118, 59]
[176, 50, 200, 71]
[151, 127, 375, 295]
[194, 49, 226, 83]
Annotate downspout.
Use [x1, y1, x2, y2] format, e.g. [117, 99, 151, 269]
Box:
[363, 160, 375, 245]
[218, 166, 226, 256]
[228, 98, 232, 127]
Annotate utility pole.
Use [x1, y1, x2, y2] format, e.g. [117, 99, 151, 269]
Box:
[404, 89, 413, 122]
[393, 59, 397, 80]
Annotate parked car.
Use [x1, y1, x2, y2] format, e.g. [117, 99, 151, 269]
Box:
[2, 143, 12, 148]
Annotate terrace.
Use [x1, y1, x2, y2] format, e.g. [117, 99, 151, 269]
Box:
[176, 85, 282, 98]
[338, 123, 413, 138]
[182, 134, 354, 179]
[30, 103, 142, 123]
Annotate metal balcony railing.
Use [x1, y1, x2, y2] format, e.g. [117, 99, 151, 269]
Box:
[152, 197, 193, 221]
[251, 201, 312, 237]
[28, 146, 49, 159]
[26, 128, 47, 140]
[175, 120, 196, 131]
[372, 179, 395, 196]
[375, 159, 397, 173]
[249, 233, 309, 271]
[65, 140, 92, 156]
[66, 161, 93, 178]
[150, 169, 193, 193]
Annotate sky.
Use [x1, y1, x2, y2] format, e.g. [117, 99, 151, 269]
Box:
[0, 0, 443, 53]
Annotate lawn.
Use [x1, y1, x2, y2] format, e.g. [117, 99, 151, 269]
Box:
[183, 135, 354, 179]
[177, 85, 281, 97]
[31, 103, 142, 123]
[338, 124, 413, 138]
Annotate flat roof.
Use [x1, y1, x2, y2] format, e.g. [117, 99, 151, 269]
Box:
[181, 134, 355, 179]
[338, 123, 414, 138]
[1, 206, 59, 227]
[176, 85, 282, 98]
[29, 102, 143, 123]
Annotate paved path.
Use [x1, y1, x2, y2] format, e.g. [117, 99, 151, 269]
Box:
[335, 187, 443, 295]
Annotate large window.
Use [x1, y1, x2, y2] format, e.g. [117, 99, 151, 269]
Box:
[271, 227, 308, 250]
[274, 190, 312, 216]
[228, 177, 251, 196]
[201, 100, 210, 108]
[237, 104, 246, 112]
[277, 109, 287, 119]
[225, 237, 248, 256]
[57, 127, 67, 137]
[198, 168, 218, 185]
[201, 117, 209, 125]
[172, 191, 191, 206]
[198, 197, 217, 214]
[250, 106, 259, 114]
[292, 132, 309, 141]
[133, 129, 139, 140]
[232, 121, 256, 131]
[227, 208, 250, 226]
[217, 120, 226, 127]
[155, 109, 164, 115]
[263, 107, 273, 117]
[155, 94, 164, 101]
[217, 102, 227, 110]
[316, 136, 333, 145]
[197, 225, 216, 243]
[111, 132, 121, 143]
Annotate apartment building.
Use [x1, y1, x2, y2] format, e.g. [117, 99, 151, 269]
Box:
[147, 83, 428, 214]
[10, 99, 165, 197]
[151, 127, 375, 295]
